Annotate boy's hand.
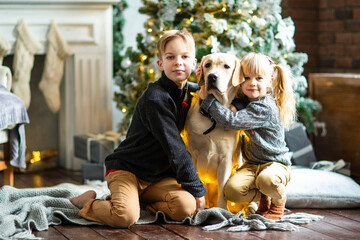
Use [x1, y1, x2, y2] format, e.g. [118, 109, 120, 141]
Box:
[195, 196, 206, 212]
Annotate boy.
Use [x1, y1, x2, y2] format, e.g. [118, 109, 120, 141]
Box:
[69, 30, 207, 228]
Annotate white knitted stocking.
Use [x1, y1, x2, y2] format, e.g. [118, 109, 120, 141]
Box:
[39, 21, 72, 113]
[12, 19, 42, 109]
[0, 33, 11, 65]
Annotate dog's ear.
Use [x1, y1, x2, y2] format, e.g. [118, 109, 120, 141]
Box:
[232, 57, 243, 86]
[197, 57, 206, 87]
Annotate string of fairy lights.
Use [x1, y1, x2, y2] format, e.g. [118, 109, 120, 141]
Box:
[119, 2, 266, 114]
[115, 0, 319, 134]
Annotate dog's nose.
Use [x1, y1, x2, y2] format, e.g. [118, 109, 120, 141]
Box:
[208, 73, 218, 82]
[207, 73, 218, 90]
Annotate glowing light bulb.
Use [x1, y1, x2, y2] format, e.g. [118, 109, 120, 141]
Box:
[205, 38, 212, 46]
[177, 8, 181, 12]
[140, 54, 147, 62]
[30, 151, 41, 164]
[121, 107, 127, 113]
[147, 28, 152, 33]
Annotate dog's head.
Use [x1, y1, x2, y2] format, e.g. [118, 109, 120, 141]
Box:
[197, 53, 242, 104]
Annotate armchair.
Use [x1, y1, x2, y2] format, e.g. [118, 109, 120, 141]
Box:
[0, 66, 29, 186]
[0, 66, 13, 185]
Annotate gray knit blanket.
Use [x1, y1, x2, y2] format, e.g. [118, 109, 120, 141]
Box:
[0, 85, 29, 169]
[0, 183, 323, 239]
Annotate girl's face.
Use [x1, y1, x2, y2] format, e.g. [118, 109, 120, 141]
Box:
[157, 37, 196, 88]
[241, 70, 272, 102]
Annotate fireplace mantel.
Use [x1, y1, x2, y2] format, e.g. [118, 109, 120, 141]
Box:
[0, 0, 119, 170]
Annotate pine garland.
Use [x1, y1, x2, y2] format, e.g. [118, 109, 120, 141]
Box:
[114, 0, 321, 133]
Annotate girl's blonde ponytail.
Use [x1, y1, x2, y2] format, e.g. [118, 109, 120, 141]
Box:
[272, 64, 296, 129]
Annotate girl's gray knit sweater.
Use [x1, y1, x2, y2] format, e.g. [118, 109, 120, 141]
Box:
[201, 94, 292, 166]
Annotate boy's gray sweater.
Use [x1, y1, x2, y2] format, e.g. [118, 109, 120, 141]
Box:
[201, 94, 292, 166]
[105, 72, 206, 197]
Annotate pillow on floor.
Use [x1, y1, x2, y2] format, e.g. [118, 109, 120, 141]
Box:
[285, 167, 360, 208]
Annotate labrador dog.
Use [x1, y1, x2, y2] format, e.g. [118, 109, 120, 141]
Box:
[183, 53, 243, 210]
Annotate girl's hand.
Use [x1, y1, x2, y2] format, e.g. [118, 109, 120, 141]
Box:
[195, 196, 206, 212]
[230, 104, 237, 113]
[196, 65, 202, 80]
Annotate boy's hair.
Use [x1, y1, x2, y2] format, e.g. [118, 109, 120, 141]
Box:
[240, 52, 296, 128]
[157, 29, 196, 60]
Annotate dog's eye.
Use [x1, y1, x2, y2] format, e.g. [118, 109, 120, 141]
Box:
[224, 64, 230, 69]
[205, 63, 211, 68]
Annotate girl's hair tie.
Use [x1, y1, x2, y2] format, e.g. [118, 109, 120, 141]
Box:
[267, 57, 274, 65]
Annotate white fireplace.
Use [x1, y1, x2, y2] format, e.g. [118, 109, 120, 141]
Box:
[0, 0, 119, 170]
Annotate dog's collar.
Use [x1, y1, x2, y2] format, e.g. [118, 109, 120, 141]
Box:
[203, 120, 216, 135]
[191, 92, 216, 134]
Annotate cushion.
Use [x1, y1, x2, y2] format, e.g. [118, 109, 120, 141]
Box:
[285, 167, 360, 208]
[285, 122, 317, 166]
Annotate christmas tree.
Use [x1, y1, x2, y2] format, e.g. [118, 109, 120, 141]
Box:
[114, 0, 321, 134]
[113, 0, 128, 76]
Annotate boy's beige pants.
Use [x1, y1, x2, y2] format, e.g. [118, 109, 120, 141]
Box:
[224, 162, 291, 205]
[78, 170, 196, 228]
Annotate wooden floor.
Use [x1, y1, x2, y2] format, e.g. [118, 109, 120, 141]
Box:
[1, 168, 360, 240]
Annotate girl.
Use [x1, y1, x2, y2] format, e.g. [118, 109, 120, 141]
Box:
[200, 52, 296, 220]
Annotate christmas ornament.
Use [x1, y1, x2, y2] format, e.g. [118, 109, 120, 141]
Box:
[237, 34, 250, 48]
[121, 57, 131, 68]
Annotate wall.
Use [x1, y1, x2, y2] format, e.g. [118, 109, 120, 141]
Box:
[282, 0, 360, 77]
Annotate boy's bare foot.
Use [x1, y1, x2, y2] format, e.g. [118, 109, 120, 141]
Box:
[69, 190, 97, 209]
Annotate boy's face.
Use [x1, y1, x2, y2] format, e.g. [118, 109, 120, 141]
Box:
[157, 37, 196, 88]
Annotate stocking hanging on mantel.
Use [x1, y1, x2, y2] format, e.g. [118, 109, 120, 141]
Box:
[0, 33, 11, 65]
[39, 20, 72, 113]
[12, 19, 42, 109]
